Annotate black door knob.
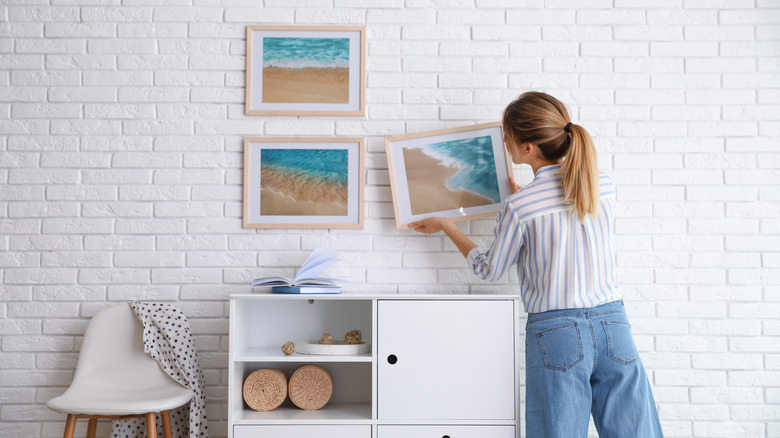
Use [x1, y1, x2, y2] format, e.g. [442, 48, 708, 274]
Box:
[387, 354, 397, 364]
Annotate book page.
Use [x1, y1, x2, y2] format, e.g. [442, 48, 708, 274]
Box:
[294, 248, 339, 282]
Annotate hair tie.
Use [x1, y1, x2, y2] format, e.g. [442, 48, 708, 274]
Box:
[564, 122, 573, 133]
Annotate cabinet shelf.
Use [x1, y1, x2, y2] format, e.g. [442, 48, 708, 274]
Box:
[233, 403, 372, 424]
[234, 347, 372, 363]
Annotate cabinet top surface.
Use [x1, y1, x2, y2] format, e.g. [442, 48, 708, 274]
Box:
[231, 293, 520, 301]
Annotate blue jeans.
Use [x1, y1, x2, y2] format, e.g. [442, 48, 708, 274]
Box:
[525, 300, 663, 438]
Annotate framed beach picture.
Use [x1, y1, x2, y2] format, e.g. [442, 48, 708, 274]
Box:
[243, 137, 365, 229]
[245, 25, 366, 116]
[385, 122, 513, 230]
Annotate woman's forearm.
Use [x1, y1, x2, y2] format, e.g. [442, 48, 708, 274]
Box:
[409, 217, 477, 258]
[440, 219, 477, 258]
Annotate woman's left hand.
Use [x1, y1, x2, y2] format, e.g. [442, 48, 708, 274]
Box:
[409, 217, 477, 258]
[408, 217, 448, 234]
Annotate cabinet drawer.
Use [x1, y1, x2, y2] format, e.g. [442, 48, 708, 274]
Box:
[378, 425, 515, 438]
[234, 425, 370, 438]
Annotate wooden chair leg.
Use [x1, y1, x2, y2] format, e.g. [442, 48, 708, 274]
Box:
[145, 412, 157, 438]
[86, 418, 98, 438]
[63, 414, 77, 438]
[160, 410, 172, 438]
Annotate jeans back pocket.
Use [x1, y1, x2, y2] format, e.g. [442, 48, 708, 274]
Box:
[602, 320, 640, 365]
[536, 322, 584, 371]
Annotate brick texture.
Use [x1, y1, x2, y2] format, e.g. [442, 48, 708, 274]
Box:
[1, 2, 779, 437]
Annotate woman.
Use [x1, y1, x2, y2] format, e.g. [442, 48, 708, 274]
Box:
[409, 92, 663, 438]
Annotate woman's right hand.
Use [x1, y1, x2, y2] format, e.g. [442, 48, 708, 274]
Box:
[509, 177, 523, 193]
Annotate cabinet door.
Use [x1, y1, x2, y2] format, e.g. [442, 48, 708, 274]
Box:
[378, 425, 515, 438]
[378, 300, 516, 420]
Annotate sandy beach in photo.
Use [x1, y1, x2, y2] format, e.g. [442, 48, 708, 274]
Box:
[262, 67, 349, 104]
[260, 167, 348, 216]
[402, 147, 494, 216]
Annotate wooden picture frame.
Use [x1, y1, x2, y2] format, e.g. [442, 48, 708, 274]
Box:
[245, 25, 366, 117]
[243, 137, 365, 229]
[385, 122, 513, 230]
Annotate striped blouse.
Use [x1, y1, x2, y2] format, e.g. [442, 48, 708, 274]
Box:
[466, 164, 622, 314]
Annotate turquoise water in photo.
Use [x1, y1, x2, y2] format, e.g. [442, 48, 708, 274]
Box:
[263, 37, 350, 69]
[423, 135, 501, 203]
[261, 148, 348, 187]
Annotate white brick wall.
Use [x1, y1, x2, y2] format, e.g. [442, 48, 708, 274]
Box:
[1, 1, 779, 437]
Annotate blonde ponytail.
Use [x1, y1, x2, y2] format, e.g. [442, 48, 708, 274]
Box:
[560, 123, 599, 219]
[502, 91, 600, 220]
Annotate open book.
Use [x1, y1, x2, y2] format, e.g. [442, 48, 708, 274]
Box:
[252, 248, 341, 292]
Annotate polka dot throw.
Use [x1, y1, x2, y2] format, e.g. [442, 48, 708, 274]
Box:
[111, 302, 209, 438]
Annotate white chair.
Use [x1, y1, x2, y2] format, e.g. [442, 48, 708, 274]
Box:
[47, 303, 194, 438]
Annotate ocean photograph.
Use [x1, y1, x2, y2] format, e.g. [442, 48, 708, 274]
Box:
[260, 148, 349, 216]
[403, 135, 501, 216]
[262, 37, 350, 104]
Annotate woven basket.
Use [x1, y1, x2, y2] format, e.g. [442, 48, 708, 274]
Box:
[288, 365, 333, 410]
[242, 368, 288, 412]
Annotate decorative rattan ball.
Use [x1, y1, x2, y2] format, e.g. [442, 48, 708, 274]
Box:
[344, 329, 362, 344]
[288, 365, 333, 410]
[242, 369, 287, 412]
[319, 333, 335, 345]
[281, 341, 295, 356]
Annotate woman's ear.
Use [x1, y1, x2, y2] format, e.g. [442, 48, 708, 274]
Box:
[524, 142, 549, 160]
[522, 142, 540, 159]
[507, 141, 531, 165]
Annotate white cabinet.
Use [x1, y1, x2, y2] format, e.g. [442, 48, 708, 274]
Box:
[228, 295, 520, 438]
[378, 300, 515, 420]
[234, 425, 370, 438]
[378, 425, 516, 438]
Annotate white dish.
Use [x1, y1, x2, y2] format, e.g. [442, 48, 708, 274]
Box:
[295, 340, 370, 355]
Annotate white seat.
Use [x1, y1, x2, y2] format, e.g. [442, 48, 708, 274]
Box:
[47, 303, 194, 438]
